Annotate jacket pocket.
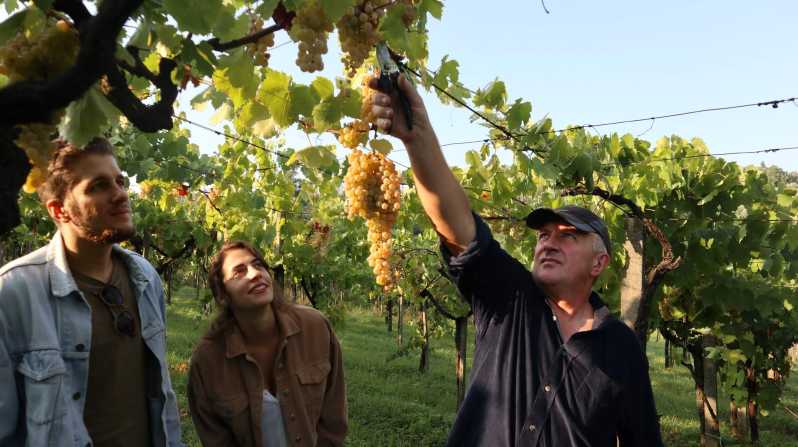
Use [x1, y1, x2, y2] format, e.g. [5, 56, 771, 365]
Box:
[296, 360, 331, 422]
[212, 393, 253, 445]
[16, 349, 67, 425]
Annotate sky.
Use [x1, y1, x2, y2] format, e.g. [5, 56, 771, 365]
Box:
[180, 1, 798, 172]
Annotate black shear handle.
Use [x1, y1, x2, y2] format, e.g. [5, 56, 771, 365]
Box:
[377, 72, 413, 131]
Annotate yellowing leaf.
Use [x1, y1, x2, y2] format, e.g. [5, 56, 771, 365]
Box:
[369, 139, 393, 154]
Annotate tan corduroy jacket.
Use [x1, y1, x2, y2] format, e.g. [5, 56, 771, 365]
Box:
[187, 304, 347, 447]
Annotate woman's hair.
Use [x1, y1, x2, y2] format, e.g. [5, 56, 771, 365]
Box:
[204, 240, 287, 338]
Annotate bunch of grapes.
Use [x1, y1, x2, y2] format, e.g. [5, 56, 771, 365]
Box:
[337, 1, 385, 77]
[246, 17, 276, 67]
[360, 75, 378, 122]
[399, 0, 419, 26]
[0, 20, 79, 193]
[344, 149, 401, 290]
[338, 120, 370, 149]
[287, 1, 333, 72]
[0, 20, 79, 82]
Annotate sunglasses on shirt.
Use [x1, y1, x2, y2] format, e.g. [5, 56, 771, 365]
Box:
[100, 285, 136, 337]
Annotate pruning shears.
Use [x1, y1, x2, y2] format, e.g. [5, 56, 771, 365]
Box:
[375, 42, 413, 130]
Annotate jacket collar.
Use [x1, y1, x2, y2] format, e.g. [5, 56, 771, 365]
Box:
[225, 304, 302, 359]
[47, 231, 150, 298]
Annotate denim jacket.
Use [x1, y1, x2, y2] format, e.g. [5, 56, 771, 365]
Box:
[0, 232, 183, 446]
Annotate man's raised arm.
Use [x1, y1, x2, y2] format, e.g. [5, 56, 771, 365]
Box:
[368, 75, 475, 254]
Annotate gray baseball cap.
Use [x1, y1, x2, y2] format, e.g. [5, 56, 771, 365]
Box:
[525, 205, 611, 255]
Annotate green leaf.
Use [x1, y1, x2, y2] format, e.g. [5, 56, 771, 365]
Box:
[0, 9, 27, 45]
[252, 119, 278, 138]
[506, 99, 532, 129]
[163, 0, 222, 35]
[289, 84, 320, 119]
[311, 101, 341, 132]
[380, 5, 408, 48]
[256, 0, 281, 16]
[369, 139, 393, 155]
[697, 188, 722, 206]
[180, 39, 217, 77]
[320, 0, 356, 22]
[32, 0, 52, 10]
[211, 5, 248, 42]
[777, 193, 793, 208]
[473, 80, 506, 109]
[311, 77, 335, 100]
[419, 0, 443, 19]
[287, 145, 337, 168]
[58, 87, 119, 147]
[238, 102, 270, 128]
[132, 135, 151, 156]
[339, 89, 361, 118]
[4, 0, 19, 14]
[258, 70, 292, 127]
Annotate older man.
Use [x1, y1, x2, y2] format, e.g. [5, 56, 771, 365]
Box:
[0, 138, 183, 446]
[368, 76, 662, 446]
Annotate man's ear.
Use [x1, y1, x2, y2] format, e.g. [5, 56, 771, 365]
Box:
[46, 199, 69, 224]
[591, 252, 610, 276]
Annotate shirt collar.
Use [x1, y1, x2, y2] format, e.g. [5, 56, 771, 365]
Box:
[47, 231, 150, 298]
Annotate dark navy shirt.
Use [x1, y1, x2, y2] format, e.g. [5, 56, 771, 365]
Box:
[442, 214, 663, 447]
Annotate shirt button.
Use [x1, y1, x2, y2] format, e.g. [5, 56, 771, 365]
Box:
[294, 435, 302, 442]
[72, 392, 81, 400]
[544, 384, 551, 392]
[529, 424, 537, 432]
[290, 413, 296, 420]
[278, 362, 284, 369]
[76, 344, 85, 351]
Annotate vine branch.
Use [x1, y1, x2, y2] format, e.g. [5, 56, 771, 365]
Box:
[206, 23, 284, 51]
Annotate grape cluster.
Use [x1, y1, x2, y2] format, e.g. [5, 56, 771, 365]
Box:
[246, 17, 276, 67]
[288, 1, 333, 72]
[0, 20, 79, 82]
[338, 1, 385, 77]
[360, 75, 377, 123]
[0, 21, 79, 193]
[338, 120, 370, 149]
[344, 149, 401, 290]
[399, 0, 419, 26]
[17, 119, 62, 193]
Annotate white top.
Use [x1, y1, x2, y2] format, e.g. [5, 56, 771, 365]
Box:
[261, 390, 289, 447]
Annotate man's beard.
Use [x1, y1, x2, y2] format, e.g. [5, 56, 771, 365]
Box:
[68, 202, 136, 245]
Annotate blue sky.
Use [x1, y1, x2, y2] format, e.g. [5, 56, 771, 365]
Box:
[180, 1, 797, 172]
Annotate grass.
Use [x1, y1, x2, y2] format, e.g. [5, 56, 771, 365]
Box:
[165, 287, 798, 446]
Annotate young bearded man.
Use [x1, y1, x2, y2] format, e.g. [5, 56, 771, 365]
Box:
[367, 77, 663, 446]
[0, 139, 183, 446]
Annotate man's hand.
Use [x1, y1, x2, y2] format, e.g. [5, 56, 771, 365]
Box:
[367, 74, 433, 146]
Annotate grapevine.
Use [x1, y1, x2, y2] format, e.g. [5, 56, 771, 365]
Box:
[337, 1, 385, 77]
[287, 1, 333, 72]
[0, 20, 79, 193]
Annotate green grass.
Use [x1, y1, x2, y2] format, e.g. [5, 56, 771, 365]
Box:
[165, 288, 798, 446]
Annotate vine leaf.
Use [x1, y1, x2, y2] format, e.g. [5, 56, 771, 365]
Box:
[59, 87, 119, 146]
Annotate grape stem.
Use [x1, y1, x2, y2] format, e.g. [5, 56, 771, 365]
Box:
[207, 23, 285, 52]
